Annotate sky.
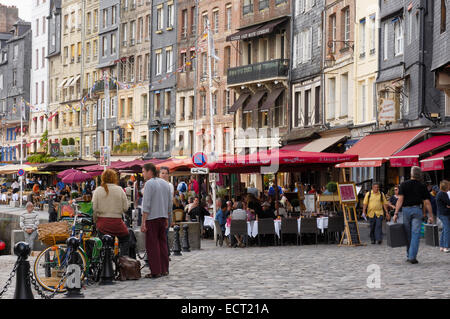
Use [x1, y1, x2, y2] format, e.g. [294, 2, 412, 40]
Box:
[0, 0, 32, 22]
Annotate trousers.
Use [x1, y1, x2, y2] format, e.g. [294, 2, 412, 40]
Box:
[145, 218, 169, 275]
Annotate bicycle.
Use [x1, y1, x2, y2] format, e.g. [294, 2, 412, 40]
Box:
[33, 203, 108, 293]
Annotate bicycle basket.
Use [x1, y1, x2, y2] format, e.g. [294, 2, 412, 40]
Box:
[37, 221, 71, 246]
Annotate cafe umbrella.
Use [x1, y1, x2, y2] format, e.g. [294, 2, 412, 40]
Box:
[61, 170, 94, 184]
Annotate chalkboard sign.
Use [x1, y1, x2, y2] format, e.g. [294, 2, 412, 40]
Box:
[347, 221, 361, 245]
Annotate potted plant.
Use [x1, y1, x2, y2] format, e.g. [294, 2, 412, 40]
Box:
[326, 181, 338, 194]
[68, 138, 75, 145]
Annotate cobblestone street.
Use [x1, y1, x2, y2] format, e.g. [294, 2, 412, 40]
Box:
[1, 223, 449, 299]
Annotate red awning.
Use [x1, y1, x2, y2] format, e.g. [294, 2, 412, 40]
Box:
[155, 158, 193, 173]
[390, 135, 450, 167]
[420, 149, 450, 172]
[336, 128, 424, 168]
[336, 160, 386, 168]
[208, 149, 358, 173]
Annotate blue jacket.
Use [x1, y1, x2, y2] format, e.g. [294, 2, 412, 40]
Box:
[215, 209, 226, 228]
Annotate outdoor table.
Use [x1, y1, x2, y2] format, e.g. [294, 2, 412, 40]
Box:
[297, 217, 328, 234]
[203, 215, 215, 229]
[224, 220, 254, 237]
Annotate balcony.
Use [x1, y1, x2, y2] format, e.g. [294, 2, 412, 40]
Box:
[227, 59, 289, 86]
[91, 79, 118, 93]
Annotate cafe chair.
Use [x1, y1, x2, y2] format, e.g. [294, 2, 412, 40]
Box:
[281, 218, 299, 246]
[230, 220, 248, 247]
[214, 220, 224, 247]
[257, 218, 277, 247]
[299, 217, 318, 245]
[173, 209, 185, 225]
[326, 216, 345, 244]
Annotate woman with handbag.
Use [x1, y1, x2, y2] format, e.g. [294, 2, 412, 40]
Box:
[92, 169, 130, 256]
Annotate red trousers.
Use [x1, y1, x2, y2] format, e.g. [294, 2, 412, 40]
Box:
[145, 218, 169, 275]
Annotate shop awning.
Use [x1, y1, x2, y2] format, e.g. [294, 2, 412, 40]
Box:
[336, 160, 386, 168]
[335, 128, 425, 168]
[301, 133, 348, 152]
[280, 143, 308, 151]
[228, 93, 251, 114]
[420, 149, 450, 172]
[260, 88, 284, 111]
[64, 77, 74, 88]
[242, 91, 266, 113]
[58, 79, 68, 88]
[226, 17, 288, 42]
[390, 135, 450, 167]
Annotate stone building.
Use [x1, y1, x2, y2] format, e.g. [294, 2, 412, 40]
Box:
[115, 0, 151, 159]
[0, 20, 32, 162]
[0, 4, 18, 34]
[30, 0, 51, 154]
[147, 0, 177, 159]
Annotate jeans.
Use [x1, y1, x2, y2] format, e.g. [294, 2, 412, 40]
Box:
[23, 230, 38, 251]
[402, 206, 423, 260]
[438, 215, 450, 249]
[369, 216, 383, 242]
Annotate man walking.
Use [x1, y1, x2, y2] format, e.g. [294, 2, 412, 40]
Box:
[393, 166, 434, 264]
[362, 182, 389, 244]
[141, 163, 172, 278]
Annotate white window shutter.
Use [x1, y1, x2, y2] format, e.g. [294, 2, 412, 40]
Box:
[293, 34, 298, 66]
[299, 32, 303, 64]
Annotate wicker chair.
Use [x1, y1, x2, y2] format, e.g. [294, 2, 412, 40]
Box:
[257, 218, 277, 246]
[173, 209, 185, 224]
[281, 218, 299, 246]
[214, 220, 224, 247]
[326, 216, 344, 244]
[299, 217, 318, 245]
[230, 220, 248, 246]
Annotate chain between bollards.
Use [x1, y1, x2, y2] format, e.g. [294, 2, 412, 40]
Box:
[0, 261, 19, 298]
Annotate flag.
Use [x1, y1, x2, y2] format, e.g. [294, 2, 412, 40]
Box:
[208, 30, 220, 61]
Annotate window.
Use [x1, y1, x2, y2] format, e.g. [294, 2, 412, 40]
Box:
[36, 19, 39, 37]
[153, 131, 159, 152]
[110, 97, 116, 118]
[327, 78, 336, 119]
[212, 93, 217, 115]
[130, 20, 136, 45]
[243, 0, 253, 15]
[14, 44, 19, 61]
[304, 89, 311, 126]
[441, 0, 447, 33]
[35, 82, 39, 104]
[191, 6, 196, 34]
[164, 91, 171, 116]
[102, 36, 107, 57]
[145, 53, 150, 80]
[112, 5, 117, 24]
[341, 73, 348, 116]
[93, 40, 98, 57]
[154, 92, 161, 117]
[259, 0, 269, 11]
[225, 90, 231, 115]
[157, 6, 164, 31]
[330, 14, 336, 53]
[128, 97, 133, 117]
[102, 9, 107, 28]
[13, 69, 17, 87]
[295, 28, 312, 65]
[202, 95, 207, 117]
[202, 12, 209, 33]
[360, 82, 367, 122]
[213, 10, 219, 33]
[201, 52, 207, 77]
[93, 104, 97, 125]
[41, 81, 45, 104]
[370, 14, 376, 54]
[226, 5, 232, 31]
[408, 10, 413, 45]
[167, 3, 174, 28]
[0, 74, 3, 90]
[111, 33, 116, 54]
[138, 17, 143, 43]
[163, 129, 170, 152]
[394, 18, 403, 56]
[42, 16, 46, 34]
[142, 94, 148, 120]
[166, 47, 173, 73]
[181, 9, 188, 37]
[36, 49, 39, 70]
[343, 7, 350, 48]
[156, 51, 162, 75]
[145, 14, 150, 40]
[122, 23, 128, 46]
[359, 19, 366, 57]
[224, 46, 231, 73]
[136, 55, 142, 81]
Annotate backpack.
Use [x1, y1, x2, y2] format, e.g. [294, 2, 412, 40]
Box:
[367, 190, 386, 204]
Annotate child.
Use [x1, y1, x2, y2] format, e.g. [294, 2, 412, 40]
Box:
[20, 202, 40, 251]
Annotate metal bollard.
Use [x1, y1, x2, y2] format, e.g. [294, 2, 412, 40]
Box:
[99, 235, 115, 285]
[172, 225, 182, 256]
[64, 237, 84, 298]
[13, 242, 34, 299]
[182, 224, 191, 252]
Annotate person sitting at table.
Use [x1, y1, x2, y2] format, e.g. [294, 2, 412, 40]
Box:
[230, 201, 247, 248]
[258, 202, 276, 220]
[275, 201, 288, 218]
[215, 199, 227, 236]
[188, 197, 210, 224]
[246, 194, 261, 221]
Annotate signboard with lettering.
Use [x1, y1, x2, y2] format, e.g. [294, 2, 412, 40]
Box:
[337, 183, 357, 204]
[378, 98, 396, 124]
[50, 143, 60, 157]
[100, 146, 110, 167]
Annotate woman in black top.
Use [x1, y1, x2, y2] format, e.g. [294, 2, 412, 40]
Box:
[436, 180, 450, 252]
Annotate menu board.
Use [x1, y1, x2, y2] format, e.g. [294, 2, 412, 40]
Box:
[337, 183, 357, 204]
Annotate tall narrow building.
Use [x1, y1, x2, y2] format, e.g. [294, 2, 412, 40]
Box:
[147, 0, 177, 159]
[30, 0, 51, 154]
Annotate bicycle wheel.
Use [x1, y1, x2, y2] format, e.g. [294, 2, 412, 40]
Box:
[33, 244, 87, 293]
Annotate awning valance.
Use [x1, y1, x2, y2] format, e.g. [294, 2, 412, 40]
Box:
[301, 133, 348, 152]
[390, 135, 450, 167]
[420, 149, 450, 172]
[226, 17, 288, 42]
[228, 93, 251, 114]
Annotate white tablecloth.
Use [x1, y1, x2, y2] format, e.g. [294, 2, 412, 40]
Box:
[203, 216, 215, 228]
[224, 217, 329, 238]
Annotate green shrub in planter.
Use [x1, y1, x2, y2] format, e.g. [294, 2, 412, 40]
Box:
[113, 145, 121, 153]
[68, 138, 75, 145]
[326, 181, 338, 194]
[139, 141, 148, 152]
[61, 138, 68, 146]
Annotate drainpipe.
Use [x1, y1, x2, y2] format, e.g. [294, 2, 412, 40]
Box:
[321, 7, 326, 127]
[288, 9, 294, 134]
[419, 0, 426, 121]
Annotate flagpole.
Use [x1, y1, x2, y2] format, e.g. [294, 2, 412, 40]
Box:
[206, 22, 217, 240]
[19, 98, 23, 207]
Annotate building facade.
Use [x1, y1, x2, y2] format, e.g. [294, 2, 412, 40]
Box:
[30, 0, 51, 154]
[0, 20, 32, 162]
[226, 0, 292, 155]
[0, 4, 19, 34]
[147, 0, 177, 159]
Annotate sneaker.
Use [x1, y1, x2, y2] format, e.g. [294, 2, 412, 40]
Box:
[440, 248, 445, 252]
[444, 249, 450, 253]
[406, 259, 419, 264]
